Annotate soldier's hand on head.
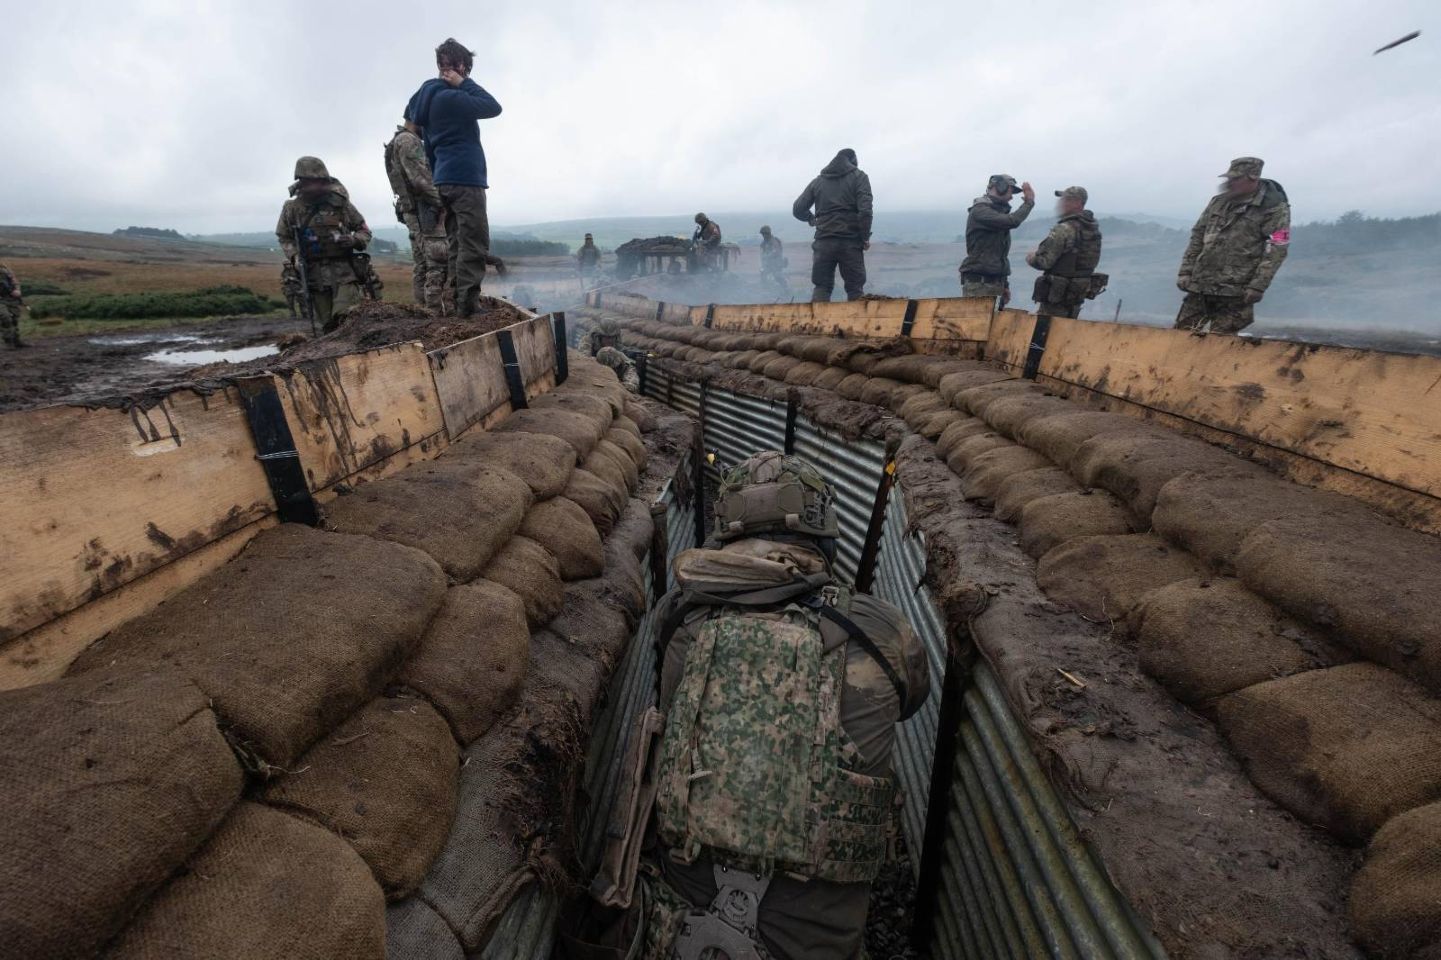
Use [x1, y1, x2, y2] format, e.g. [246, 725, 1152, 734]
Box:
[441, 69, 464, 88]
[1021, 182, 1035, 203]
[1243, 288, 1264, 305]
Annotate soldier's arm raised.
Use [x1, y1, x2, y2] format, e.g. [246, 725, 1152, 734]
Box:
[1247, 201, 1292, 297]
[971, 199, 1033, 231]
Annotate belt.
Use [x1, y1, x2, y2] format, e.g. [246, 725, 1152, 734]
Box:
[960, 272, 1007, 283]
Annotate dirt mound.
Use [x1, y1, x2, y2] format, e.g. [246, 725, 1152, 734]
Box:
[0, 668, 243, 960]
[105, 802, 385, 959]
[1133, 578, 1352, 706]
[993, 466, 1079, 522]
[1218, 663, 1441, 843]
[483, 536, 564, 627]
[1036, 533, 1210, 623]
[1019, 489, 1137, 559]
[285, 298, 527, 360]
[1351, 802, 1441, 960]
[69, 524, 447, 773]
[519, 496, 605, 580]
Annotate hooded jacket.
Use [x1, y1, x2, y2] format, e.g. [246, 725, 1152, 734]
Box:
[959, 193, 1034, 278]
[792, 152, 874, 241]
[405, 76, 502, 188]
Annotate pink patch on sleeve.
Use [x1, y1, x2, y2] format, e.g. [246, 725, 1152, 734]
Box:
[1269, 228, 1290, 246]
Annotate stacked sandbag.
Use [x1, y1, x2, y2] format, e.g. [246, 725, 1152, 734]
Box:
[1072, 430, 1265, 524]
[1036, 533, 1210, 623]
[960, 445, 1053, 503]
[993, 467, 1079, 522]
[482, 536, 565, 626]
[1217, 663, 1441, 843]
[565, 467, 629, 536]
[1016, 409, 1146, 469]
[442, 430, 575, 499]
[1350, 803, 1441, 959]
[69, 525, 447, 773]
[519, 496, 605, 580]
[0, 668, 243, 960]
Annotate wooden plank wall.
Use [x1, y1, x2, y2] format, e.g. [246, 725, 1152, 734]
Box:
[0, 313, 561, 689]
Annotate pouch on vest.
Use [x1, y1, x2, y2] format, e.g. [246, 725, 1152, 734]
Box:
[1086, 273, 1109, 299]
[1031, 274, 1051, 304]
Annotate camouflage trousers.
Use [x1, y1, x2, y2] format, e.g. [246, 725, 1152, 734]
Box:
[1174, 293, 1254, 335]
[305, 259, 363, 333]
[1, 300, 21, 347]
[404, 212, 450, 314]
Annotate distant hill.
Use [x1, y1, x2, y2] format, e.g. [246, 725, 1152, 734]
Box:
[114, 226, 187, 241]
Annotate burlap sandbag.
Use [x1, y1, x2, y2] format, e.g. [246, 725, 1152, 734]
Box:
[954, 380, 1048, 417]
[397, 581, 529, 745]
[443, 430, 574, 499]
[726, 349, 761, 370]
[761, 355, 802, 380]
[943, 432, 1014, 475]
[483, 536, 565, 626]
[606, 426, 649, 472]
[1217, 663, 1441, 843]
[937, 368, 1013, 405]
[1019, 490, 1136, 559]
[899, 390, 948, 426]
[105, 802, 385, 960]
[589, 500, 656, 623]
[993, 467, 1079, 522]
[835, 372, 870, 400]
[1133, 578, 1351, 706]
[622, 399, 656, 434]
[262, 696, 458, 899]
[915, 407, 968, 441]
[683, 346, 711, 362]
[0, 668, 243, 960]
[1072, 431, 1262, 524]
[1236, 513, 1441, 696]
[586, 437, 640, 494]
[859, 377, 906, 406]
[528, 389, 615, 429]
[868, 355, 946, 386]
[982, 394, 1077, 440]
[326, 462, 533, 582]
[494, 408, 605, 464]
[1036, 533, 1210, 622]
[961, 445, 1053, 503]
[71, 525, 446, 773]
[783, 360, 827, 386]
[1350, 802, 1441, 960]
[386, 899, 465, 960]
[549, 362, 626, 416]
[612, 414, 643, 442]
[1156, 472, 1379, 572]
[936, 417, 991, 459]
[748, 349, 783, 373]
[889, 383, 930, 409]
[564, 467, 627, 536]
[1016, 410, 1153, 470]
[812, 366, 851, 390]
[519, 496, 605, 580]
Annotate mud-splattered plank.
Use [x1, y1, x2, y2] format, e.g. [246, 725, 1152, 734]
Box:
[0, 386, 275, 645]
[427, 317, 558, 441]
[984, 309, 1036, 369]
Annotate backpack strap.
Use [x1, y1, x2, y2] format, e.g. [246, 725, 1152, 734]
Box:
[811, 601, 908, 708]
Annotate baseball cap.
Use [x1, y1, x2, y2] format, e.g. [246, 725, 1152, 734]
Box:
[988, 174, 1021, 192]
[1220, 157, 1265, 179]
[1054, 186, 1088, 203]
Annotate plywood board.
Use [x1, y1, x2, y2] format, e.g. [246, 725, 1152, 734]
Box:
[429, 332, 510, 439]
[1036, 319, 1441, 500]
[274, 342, 446, 491]
[984, 309, 1036, 368]
[909, 297, 994, 341]
[0, 386, 275, 642]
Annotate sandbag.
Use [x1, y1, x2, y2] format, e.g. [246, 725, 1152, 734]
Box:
[937, 368, 1012, 406]
[397, 580, 529, 745]
[547, 579, 640, 674]
[494, 408, 606, 463]
[783, 360, 827, 386]
[1350, 802, 1441, 960]
[889, 383, 930, 409]
[761, 355, 803, 380]
[582, 442, 631, 496]
[262, 696, 458, 899]
[326, 462, 533, 581]
[1019, 490, 1136, 559]
[835, 372, 870, 400]
[1217, 663, 1441, 843]
[943, 432, 1013, 475]
[993, 466, 1079, 522]
[858, 377, 905, 406]
[71, 525, 446, 772]
[0, 668, 243, 960]
[1236, 512, 1441, 696]
[868, 355, 945, 386]
[1156, 472, 1379, 572]
[1017, 410, 1152, 469]
[936, 417, 991, 459]
[917, 407, 970, 441]
[564, 467, 627, 536]
[606, 426, 648, 473]
[611, 414, 643, 442]
[954, 380, 1047, 417]
[961, 445, 1053, 503]
[982, 394, 1077, 440]
[538, 377, 624, 421]
[443, 430, 575, 499]
[104, 802, 385, 960]
[898, 390, 947, 426]
[623, 400, 656, 434]
[1133, 579, 1350, 706]
[812, 366, 851, 390]
[385, 899, 465, 960]
[726, 349, 760, 370]
[483, 536, 565, 627]
[593, 500, 656, 622]
[1036, 533, 1210, 622]
[748, 349, 783, 373]
[594, 438, 640, 493]
[519, 496, 605, 580]
[1072, 431, 1262, 524]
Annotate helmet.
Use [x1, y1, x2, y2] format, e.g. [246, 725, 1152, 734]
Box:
[694, 213, 707, 224]
[759, 225, 772, 235]
[293, 156, 332, 180]
[713, 451, 839, 542]
[597, 318, 621, 336]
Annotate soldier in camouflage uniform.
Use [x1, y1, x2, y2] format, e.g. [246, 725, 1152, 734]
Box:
[1175, 157, 1291, 335]
[1025, 186, 1105, 319]
[960, 174, 1035, 306]
[275, 157, 373, 332]
[638, 452, 929, 960]
[595, 345, 640, 393]
[384, 122, 451, 313]
[0, 261, 25, 349]
[577, 233, 602, 289]
[692, 214, 722, 272]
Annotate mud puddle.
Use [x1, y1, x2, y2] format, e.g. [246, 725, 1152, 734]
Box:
[145, 344, 279, 365]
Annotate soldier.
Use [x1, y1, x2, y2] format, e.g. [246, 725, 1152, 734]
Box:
[279, 261, 301, 318]
[759, 225, 786, 293]
[384, 120, 449, 313]
[589, 317, 622, 356]
[640, 452, 928, 959]
[1176, 157, 1291, 335]
[275, 156, 373, 332]
[0, 261, 25, 349]
[595, 345, 640, 394]
[577, 233, 602, 289]
[692, 214, 722, 271]
[792, 148, 873, 302]
[959, 174, 1035, 307]
[1025, 186, 1105, 318]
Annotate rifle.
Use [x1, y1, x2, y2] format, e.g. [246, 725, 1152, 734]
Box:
[289, 226, 317, 336]
[348, 251, 380, 301]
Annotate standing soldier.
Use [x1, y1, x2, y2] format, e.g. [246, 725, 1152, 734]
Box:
[279, 261, 301, 318]
[960, 174, 1035, 307]
[692, 214, 722, 271]
[577, 233, 602, 289]
[384, 120, 449, 313]
[792, 148, 873, 302]
[635, 452, 928, 959]
[275, 157, 373, 332]
[1176, 157, 1291, 335]
[758, 225, 787, 293]
[1025, 186, 1105, 318]
[0, 261, 25, 349]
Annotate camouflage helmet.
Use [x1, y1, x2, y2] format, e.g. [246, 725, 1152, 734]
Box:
[713, 451, 839, 543]
[597, 317, 622, 336]
[293, 156, 332, 180]
[694, 212, 708, 224]
[759, 225, 772, 236]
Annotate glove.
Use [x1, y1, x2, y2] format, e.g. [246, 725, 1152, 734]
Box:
[1243, 288, 1263, 305]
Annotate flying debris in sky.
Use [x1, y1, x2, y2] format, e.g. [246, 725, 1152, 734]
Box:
[1373, 30, 1421, 54]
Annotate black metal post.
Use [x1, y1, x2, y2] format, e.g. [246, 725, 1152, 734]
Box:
[236, 377, 319, 526]
[1021, 314, 1053, 380]
[912, 639, 971, 952]
[551, 312, 569, 385]
[693, 382, 710, 548]
[900, 298, 920, 337]
[853, 459, 895, 594]
[496, 328, 529, 410]
[783, 395, 799, 455]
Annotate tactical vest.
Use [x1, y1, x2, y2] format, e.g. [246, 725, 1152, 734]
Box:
[383, 136, 414, 215]
[654, 596, 897, 885]
[293, 196, 353, 262]
[1040, 215, 1106, 306]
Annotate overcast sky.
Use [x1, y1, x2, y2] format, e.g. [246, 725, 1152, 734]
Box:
[2, 0, 1435, 234]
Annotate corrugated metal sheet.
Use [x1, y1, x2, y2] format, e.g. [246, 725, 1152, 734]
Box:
[702, 389, 788, 473]
[791, 419, 886, 585]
